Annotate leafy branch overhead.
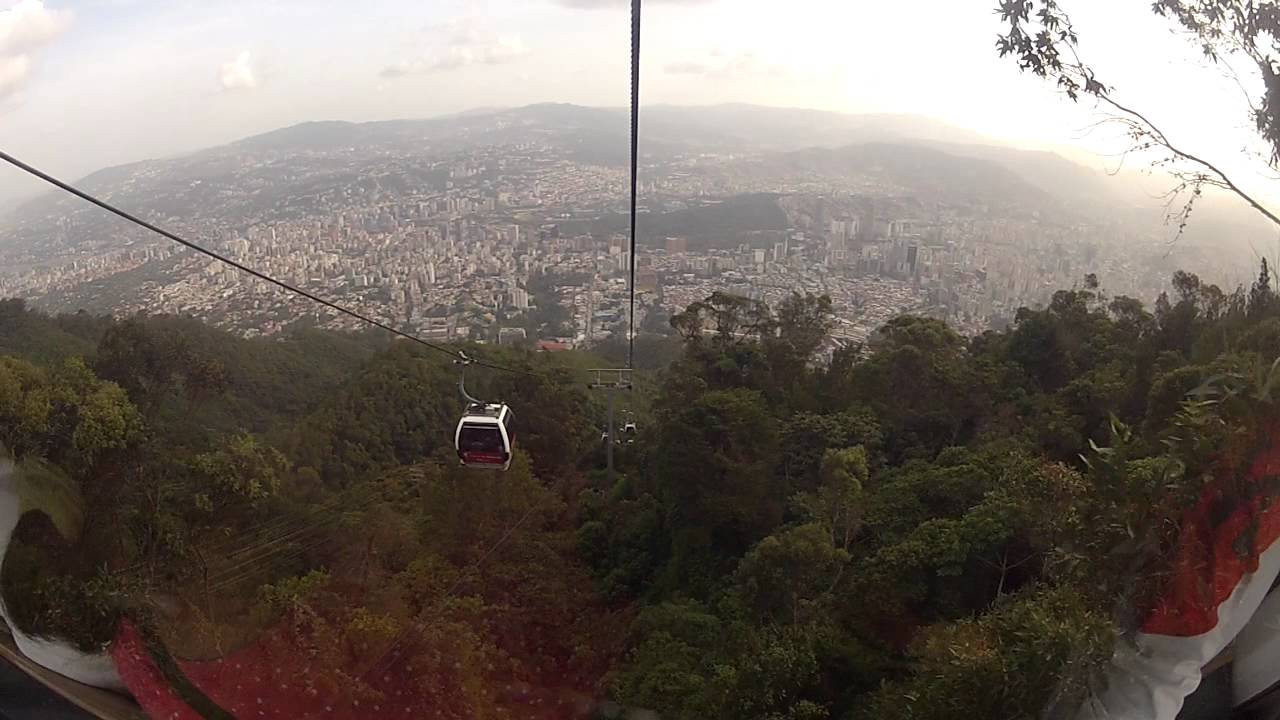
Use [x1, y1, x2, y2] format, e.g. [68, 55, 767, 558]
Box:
[996, 0, 1280, 229]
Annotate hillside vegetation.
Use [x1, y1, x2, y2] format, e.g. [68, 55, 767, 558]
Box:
[2, 263, 1279, 717]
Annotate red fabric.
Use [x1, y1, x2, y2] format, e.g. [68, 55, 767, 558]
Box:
[112, 622, 461, 719]
[112, 619, 596, 719]
[112, 623, 202, 720]
[113, 621, 399, 719]
[462, 451, 507, 466]
[1141, 433, 1280, 637]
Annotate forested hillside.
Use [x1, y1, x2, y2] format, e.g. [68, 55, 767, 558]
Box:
[3, 263, 1280, 718]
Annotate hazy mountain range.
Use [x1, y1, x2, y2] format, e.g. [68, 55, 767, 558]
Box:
[224, 103, 1111, 203]
[0, 102, 1266, 255]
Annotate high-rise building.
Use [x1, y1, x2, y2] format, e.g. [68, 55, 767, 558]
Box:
[636, 269, 659, 293]
[830, 217, 860, 241]
[498, 327, 527, 345]
[510, 288, 530, 310]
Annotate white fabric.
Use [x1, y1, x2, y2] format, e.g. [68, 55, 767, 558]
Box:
[1076, 536, 1280, 719]
[0, 460, 125, 691]
[1230, 579, 1280, 706]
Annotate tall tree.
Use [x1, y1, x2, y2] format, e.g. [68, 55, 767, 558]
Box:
[652, 388, 783, 594]
[1250, 256, 1275, 318]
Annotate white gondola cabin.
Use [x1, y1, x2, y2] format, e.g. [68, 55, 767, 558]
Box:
[455, 403, 514, 471]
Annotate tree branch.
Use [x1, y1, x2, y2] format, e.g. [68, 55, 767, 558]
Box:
[1099, 93, 1280, 228]
[999, 0, 1280, 231]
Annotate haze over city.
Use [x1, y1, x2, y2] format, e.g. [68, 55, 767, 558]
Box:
[3, 0, 1279, 353]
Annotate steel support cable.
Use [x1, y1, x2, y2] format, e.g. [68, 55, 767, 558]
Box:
[113, 496, 347, 579]
[206, 534, 336, 594]
[127, 495, 383, 601]
[204, 522, 335, 582]
[118, 511, 334, 583]
[210, 491, 381, 558]
[118, 488, 388, 581]
[116, 449, 472, 583]
[202, 498, 346, 557]
[627, 0, 642, 370]
[131, 494, 379, 590]
[208, 491, 386, 572]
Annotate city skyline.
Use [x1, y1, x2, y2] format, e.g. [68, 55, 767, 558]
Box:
[0, 103, 1253, 358]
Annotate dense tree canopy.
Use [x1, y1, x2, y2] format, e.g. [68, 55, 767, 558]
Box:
[4, 267, 1280, 717]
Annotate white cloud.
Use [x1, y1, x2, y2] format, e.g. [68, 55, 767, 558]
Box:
[381, 20, 528, 78]
[218, 49, 257, 91]
[0, 0, 72, 100]
[0, 54, 29, 97]
[0, 0, 70, 55]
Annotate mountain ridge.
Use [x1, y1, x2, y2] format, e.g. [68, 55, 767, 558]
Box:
[2, 102, 1103, 233]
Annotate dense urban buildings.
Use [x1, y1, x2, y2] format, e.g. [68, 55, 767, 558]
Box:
[0, 105, 1254, 350]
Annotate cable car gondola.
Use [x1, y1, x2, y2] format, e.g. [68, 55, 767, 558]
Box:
[455, 402, 514, 471]
[453, 354, 514, 471]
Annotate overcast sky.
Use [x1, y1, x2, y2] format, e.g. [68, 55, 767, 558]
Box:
[2, 0, 1279, 212]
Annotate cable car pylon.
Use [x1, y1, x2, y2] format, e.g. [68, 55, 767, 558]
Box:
[591, 0, 642, 488]
[588, 368, 633, 486]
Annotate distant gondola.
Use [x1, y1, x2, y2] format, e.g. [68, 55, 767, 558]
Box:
[455, 403, 514, 471]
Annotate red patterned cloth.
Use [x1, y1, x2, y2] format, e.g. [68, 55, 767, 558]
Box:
[112, 619, 597, 719]
[112, 622, 473, 719]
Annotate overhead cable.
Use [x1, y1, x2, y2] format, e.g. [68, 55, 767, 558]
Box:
[627, 0, 642, 369]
